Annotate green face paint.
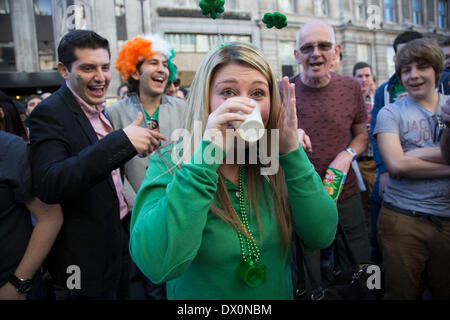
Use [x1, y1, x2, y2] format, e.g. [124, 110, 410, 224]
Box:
[76, 75, 83, 82]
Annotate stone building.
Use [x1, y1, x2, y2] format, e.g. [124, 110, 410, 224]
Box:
[0, 0, 449, 100]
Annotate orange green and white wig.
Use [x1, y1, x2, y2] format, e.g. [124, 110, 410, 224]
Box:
[116, 34, 177, 82]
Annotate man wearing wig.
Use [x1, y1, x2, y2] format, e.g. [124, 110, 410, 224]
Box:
[106, 34, 186, 299]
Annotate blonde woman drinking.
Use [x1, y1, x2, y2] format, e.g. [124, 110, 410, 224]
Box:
[129, 42, 338, 299]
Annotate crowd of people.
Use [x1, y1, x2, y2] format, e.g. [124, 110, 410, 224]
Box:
[0, 18, 449, 301]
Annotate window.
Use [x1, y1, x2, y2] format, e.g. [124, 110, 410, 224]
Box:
[223, 35, 251, 43]
[34, 0, 52, 16]
[412, 0, 421, 25]
[314, 0, 328, 17]
[115, 0, 127, 41]
[438, 0, 447, 28]
[279, 0, 296, 13]
[384, 0, 396, 22]
[0, 0, 10, 14]
[176, 0, 236, 10]
[34, 0, 56, 71]
[38, 40, 57, 71]
[0, 41, 16, 72]
[354, 0, 367, 20]
[166, 33, 251, 53]
[176, 0, 198, 8]
[115, 0, 125, 16]
[357, 44, 371, 64]
[168, 34, 195, 52]
[225, 0, 237, 10]
[280, 41, 298, 77]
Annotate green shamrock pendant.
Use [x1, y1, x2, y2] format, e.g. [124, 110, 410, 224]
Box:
[236, 258, 266, 287]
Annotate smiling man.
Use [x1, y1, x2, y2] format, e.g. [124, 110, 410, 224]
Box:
[289, 20, 369, 288]
[107, 34, 186, 214]
[29, 30, 157, 299]
[374, 38, 450, 300]
[106, 34, 186, 300]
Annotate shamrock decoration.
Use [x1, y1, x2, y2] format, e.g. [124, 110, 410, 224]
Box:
[262, 12, 288, 29]
[199, 0, 225, 20]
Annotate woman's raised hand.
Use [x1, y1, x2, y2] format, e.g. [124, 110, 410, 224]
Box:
[279, 77, 299, 154]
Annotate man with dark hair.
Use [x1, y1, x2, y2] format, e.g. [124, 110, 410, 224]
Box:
[25, 95, 42, 116]
[369, 30, 423, 265]
[24, 95, 43, 128]
[165, 78, 181, 97]
[29, 30, 159, 299]
[57, 30, 110, 71]
[353, 62, 377, 232]
[108, 34, 186, 208]
[106, 34, 186, 300]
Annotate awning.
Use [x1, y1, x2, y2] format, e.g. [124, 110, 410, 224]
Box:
[0, 71, 63, 89]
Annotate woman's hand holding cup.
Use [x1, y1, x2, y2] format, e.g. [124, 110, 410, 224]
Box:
[203, 97, 255, 153]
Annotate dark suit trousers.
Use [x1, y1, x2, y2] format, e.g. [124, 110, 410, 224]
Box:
[53, 220, 131, 300]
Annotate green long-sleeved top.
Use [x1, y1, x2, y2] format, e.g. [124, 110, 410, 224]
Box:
[130, 140, 338, 300]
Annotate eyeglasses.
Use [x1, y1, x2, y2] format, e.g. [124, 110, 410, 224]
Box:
[298, 42, 334, 54]
[168, 78, 181, 87]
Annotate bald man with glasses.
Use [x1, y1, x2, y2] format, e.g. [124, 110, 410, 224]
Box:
[288, 20, 370, 290]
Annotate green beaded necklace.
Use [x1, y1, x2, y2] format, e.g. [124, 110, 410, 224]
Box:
[234, 165, 266, 287]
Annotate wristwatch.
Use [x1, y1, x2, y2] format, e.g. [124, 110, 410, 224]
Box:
[344, 147, 357, 161]
[8, 274, 33, 294]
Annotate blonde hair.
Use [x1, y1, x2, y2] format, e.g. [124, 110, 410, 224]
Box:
[181, 42, 293, 252]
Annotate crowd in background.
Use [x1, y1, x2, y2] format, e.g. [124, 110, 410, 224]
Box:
[0, 20, 449, 301]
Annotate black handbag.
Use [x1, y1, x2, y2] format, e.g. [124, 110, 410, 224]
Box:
[294, 223, 382, 300]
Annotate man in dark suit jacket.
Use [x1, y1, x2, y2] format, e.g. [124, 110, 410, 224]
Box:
[28, 30, 164, 299]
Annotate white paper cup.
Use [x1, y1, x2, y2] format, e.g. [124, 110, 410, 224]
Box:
[231, 100, 265, 142]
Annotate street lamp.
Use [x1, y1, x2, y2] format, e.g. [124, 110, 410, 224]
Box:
[138, 0, 147, 34]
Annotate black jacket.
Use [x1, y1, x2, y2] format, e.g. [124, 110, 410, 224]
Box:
[29, 83, 136, 297]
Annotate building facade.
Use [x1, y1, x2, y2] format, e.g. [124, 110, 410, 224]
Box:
[262, 0, 450, 84]
[0, 0, 449, 100]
